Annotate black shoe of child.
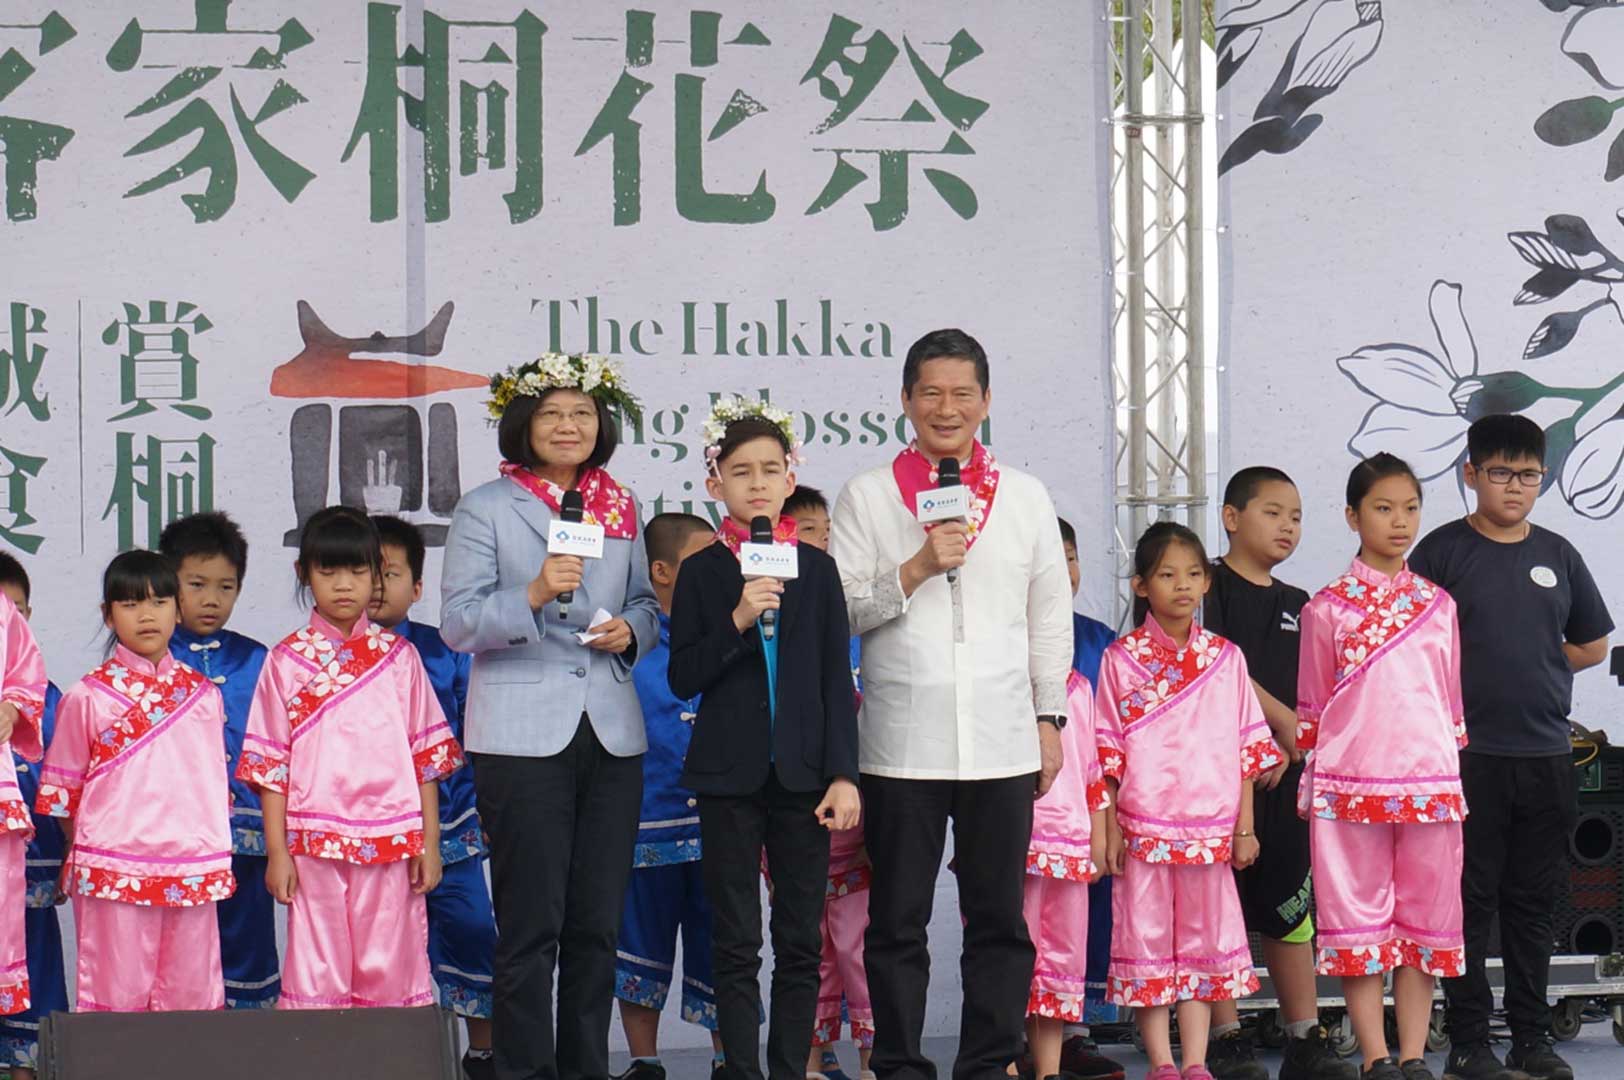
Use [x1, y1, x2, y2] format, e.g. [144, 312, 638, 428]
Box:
[1441, 1043, 1514, 1080]
[1503, 1035, 1572, 1080]
[1362, 1059, 1404, 1080]
[1399, 1060, 1437, 1080]
[1207, 1030, 1269, 1080]
[1058, 1036, 1127, 1080]
[1280, 1026, 1358, 1080]
[614, 1061, 668, 1080]
[462, 1048, 496, 1080]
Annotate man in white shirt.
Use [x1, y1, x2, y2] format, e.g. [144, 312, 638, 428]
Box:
[832, 329, 1073, 1080]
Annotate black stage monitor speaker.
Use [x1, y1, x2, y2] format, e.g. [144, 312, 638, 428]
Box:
[40, 1005, 459, 1080]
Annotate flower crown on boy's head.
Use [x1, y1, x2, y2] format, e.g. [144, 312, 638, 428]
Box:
[702, 395, 805, 469]
[485, 352, 643, 426]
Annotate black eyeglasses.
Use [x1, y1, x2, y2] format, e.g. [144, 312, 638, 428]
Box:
[1481, 466, 1546, 487]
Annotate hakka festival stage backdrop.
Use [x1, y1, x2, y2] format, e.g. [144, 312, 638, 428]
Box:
[0, 1, 1113, 686]
[1219, 0, 1624, 736]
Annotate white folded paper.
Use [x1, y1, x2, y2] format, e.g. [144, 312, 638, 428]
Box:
[574, 609, 617, 644]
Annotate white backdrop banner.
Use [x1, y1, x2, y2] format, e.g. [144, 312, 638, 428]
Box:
[1218, 1, 1624, 735]
[1, 1, 1113, 689]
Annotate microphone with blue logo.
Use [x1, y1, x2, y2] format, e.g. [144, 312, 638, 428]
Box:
[751, 515, 779, 641]
[936, 456, 964, 586]
[557, 489, 585, 621]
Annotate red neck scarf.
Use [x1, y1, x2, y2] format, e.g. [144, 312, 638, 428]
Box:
[500, 462, 637, 539]
[715, 515, 800, 557]
[891, 440, 1001, 548]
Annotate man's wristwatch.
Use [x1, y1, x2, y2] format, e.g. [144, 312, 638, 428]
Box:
[1037, 714, 1066, 730]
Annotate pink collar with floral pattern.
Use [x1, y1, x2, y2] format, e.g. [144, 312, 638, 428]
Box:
[1113, 620, 1227, 728]
[715, 515, 799, 557]
[1322, 560, 1441, 685]
[891, 441, 1000, 549]
[278, 618, 402, 737]
[500, 462, 637, 539]
[82, 655, 210, 774]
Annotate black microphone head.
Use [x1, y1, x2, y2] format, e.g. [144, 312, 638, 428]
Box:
[937, 457, 961, 486]
[561, 489, 585, 522]
[750, 515, 774, 544]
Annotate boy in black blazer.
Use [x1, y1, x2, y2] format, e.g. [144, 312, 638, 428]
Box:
[669, 407, 861, 1080]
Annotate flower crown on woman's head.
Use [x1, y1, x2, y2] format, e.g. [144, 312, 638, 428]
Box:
[701, 395, 805, 468]
[486, 353, 643, 426]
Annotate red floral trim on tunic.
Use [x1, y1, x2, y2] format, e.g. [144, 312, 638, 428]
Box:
[0, 977, 30, 1017]
[1087, 779, 1111, 813]
[1027, 850, 1096, 881]
[1324, 570, 1440, 685]
[891, 440, 1001, 549]
[287, 828, 424, 865]
[1097, 747, 1124, 781]
[1309, 791, 1466, 825]
[715, 515, 800, 554]
[413, 736, 466, 784]
[34, 782, 79, 818]
[69, 865, 235, 907]
[1107, 968, 1259, 1007]
[280, 623, 401, 735]
[1317, 939, 1464, 978]
[500, 463, 637, 539]
[1241, 735, 1286, 780]
[1453, 716, 1469, 749]
[812, 1013, 875, 1048]
[826, 864, 870, 900]
[1113, 625, 1227, 727]
[83, 659, 209, 773]
[1296, 709, 1321, 752]
[1, 693, 40, 730]
[0, 800, 31, 839]
[1126, 833, 1233, 865]
[1028, 985, 1088, 1022]
[235, 748, 289, 794]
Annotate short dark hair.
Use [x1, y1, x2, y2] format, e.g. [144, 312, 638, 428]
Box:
[782, 486, 829, 517]
[296, 506, 382, 585]
[644, 513, 714, 567]
[902, 328, 989, 396]
[1346, 452, 1422, 509]
[496, 389, 620, 472]
[0, 552, 29, 603]
[1223, 466, 1297, 511]
[158, 511, 250, 581]
[1467, 414, 1545, 467]
[713, 417, 791, 468]
[1057, 517, 1077, 548]
[371, 514, 426, 583]
[102, 549, 179, 612]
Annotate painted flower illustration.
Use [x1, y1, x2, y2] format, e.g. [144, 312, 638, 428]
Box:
[1219, 0, 1385, 174]
[1560, 379, 1624, 517]
[1535, 1, 1624, 179]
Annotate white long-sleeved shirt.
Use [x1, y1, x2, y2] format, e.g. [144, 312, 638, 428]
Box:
[831, 460, 1074, 780]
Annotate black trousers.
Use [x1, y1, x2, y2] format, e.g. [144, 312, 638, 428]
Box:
[472, 717, 643, 1080]
[699, 775, 830, 1080]
[862, 772, 1036, 1080]
[1444, 751, 1577, 1047]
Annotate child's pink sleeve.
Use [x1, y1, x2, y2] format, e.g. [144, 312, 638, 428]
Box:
[1235, 653, 1284, 780]
[0, 597, 45, 763]
[1093, 650, 1126, 781]
[238, 653, 292, 795]
[1296, 600, 1335, 752]
[1070, 678, 1111, 812]
[36, 685, 92, 818]
[1446, 598, 1467, 749]
[404, 646, 464, 784]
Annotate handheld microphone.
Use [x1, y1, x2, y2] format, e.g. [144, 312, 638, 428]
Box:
[750, 515, 778, 641]
[558, 490, 585, 620]
[936, 457, 964, 585]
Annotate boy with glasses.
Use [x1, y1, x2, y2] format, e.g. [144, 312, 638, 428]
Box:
[1408, 415, 1613, 1080]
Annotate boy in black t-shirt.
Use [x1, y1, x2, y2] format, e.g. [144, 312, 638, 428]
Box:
[1410, 416, 1612, 1080]
[1205, 468, 1354, 1080]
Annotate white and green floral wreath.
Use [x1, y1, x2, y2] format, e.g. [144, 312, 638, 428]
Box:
[486, 352, 643, 425]
[701, 395, 805, 469]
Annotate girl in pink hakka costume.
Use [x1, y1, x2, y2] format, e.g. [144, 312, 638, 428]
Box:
[240, 507, 465, 1010]
[37, 552, 231, 1012]
[1297, 455, 1466, 1079]
[0, 591, 45, 1019]
[1019, 670, 1110, 1080]
[1095, 523, 1282, 1080]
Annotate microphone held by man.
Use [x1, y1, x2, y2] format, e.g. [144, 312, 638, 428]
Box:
[732, 514, 799, 640]
[901, 456, 970, 593]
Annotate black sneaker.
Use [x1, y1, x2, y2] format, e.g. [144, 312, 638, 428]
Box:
[614, 1063, 668, 1080]
[1058, 1036, 1127, 1080]
[1281, 1026, 1358, 1080]
[1207, 1030, 1269, 1080]
[1399, 1061, 1437, 1080]
[1504, 1035, 1572, 1080]
[462, 1049, 496, 1080]
[1362, 1060, 1403, 1080]
[1441, 1043, 1513, 1080]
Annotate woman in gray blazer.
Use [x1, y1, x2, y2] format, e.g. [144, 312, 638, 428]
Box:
[441, 363, 659, 1080]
